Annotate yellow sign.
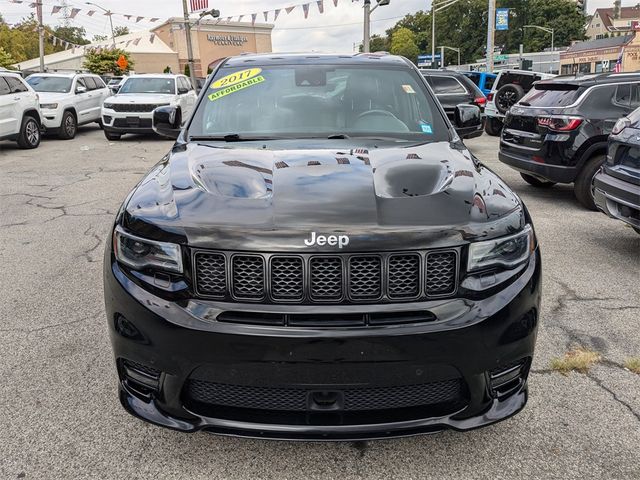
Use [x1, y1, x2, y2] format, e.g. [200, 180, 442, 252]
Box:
[211, 68, 263, 89]
[208, 75, 265, 102]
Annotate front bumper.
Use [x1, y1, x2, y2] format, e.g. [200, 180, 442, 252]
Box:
[41, 110, 62, 130]
[102, 110, 155, 134]
[594, 170, 640, 229]
[105, 248, 541, 441]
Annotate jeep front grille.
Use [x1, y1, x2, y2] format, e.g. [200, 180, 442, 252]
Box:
[194, 249, 459, 304]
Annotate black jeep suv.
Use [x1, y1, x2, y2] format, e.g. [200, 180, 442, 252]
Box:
[499, 72, 640, 209]
[104, 53, 541, 440]
[594, 107, 640, 234]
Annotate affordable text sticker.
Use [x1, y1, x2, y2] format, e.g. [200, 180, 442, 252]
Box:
[211, 68, 263, 89]
[208, 75, 266, 102]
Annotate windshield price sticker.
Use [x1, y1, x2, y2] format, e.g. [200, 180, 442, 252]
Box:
[211, 68, 263, 89]
[402, 84, 416, 94]
[208, 75, 265, 102]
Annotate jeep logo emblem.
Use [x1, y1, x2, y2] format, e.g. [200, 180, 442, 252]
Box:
[304, 232, 350, 249]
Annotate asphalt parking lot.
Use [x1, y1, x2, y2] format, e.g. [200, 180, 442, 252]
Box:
[1, 127, 639, 480]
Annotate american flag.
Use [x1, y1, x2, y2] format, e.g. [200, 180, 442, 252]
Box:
[614, 48, 624, 73]
[190, 0, 208, 12]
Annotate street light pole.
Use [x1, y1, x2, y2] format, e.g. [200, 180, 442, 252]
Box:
[364, 1, 371, 53]
[363, 1, 389, 53]
[85, 2, 116, 47]
[523, 25, 555, 72]
[439, 46, 461, 66]
[431, 0, 460, 68]
[487, 0, 496, 72]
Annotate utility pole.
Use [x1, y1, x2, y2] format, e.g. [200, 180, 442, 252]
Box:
[431, 2, 436, 67]
[487, 0, 496, 72]
[182, 0, 198, 89]
[441, 46, 445, 68]
[364, 1, 371, 53]
[36, 1, 45, 72]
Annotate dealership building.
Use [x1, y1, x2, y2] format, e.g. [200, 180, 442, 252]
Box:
[559, 34, 640, 74]
[14, 18, 274, 76]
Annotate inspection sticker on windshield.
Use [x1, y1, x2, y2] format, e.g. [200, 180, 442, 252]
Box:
[420, 123, 433, 134]
[208, 75, 265, 102]
[402, 84, 416, 94]
[211, 68, 263, 89]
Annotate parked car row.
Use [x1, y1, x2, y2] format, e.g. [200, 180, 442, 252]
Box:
[0, 71, 198, 148]
[495, 70, 640, 232]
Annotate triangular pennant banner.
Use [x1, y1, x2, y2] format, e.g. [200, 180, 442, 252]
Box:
[263, 11, 268, 22]
[251, 13, 257, 25]
[317, 0, 324, 14]
[149, 33, 155, 43]
[333, 0, 338, 6]
[286, 6, 296, 14]
[136, 16, 144, 23]
[133, 37, 141, 46]
[274, 9, 281, 21]
[303, 3, 310, 18]
[87, 10, 95, 16]
[51, 6, 62, 14]
[70, 8, 80, 19]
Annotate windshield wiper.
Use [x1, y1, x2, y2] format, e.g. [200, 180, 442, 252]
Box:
[189, 134, 286, 142]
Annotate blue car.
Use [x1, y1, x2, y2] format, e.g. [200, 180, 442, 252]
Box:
[462, 71, 497, 96]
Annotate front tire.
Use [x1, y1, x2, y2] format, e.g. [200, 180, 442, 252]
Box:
[58, 111, 77, 140]
[574, 154, 606, 210]
[104, 130, 122, 141]
[485, 117, 502, 136]
[520, 173, 556, 188]
[17, 115, 41, 149]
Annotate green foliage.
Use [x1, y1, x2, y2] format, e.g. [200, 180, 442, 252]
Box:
[53, 25, 89, 45]
[359, 34, 390, 53]
[0, 14, 57, 64]
[113, 26, 130, 37]
[92, 34, 108, 42]
[386, 0, 586, 66]
[184, 64, 190, 77]
[163, 65, 172, 73]
[83, 49, 134, 75]
[0, 46, 16, 69]
[390, 27, 420, 63]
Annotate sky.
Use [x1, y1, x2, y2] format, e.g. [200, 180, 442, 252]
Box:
[0, 0, 632, 52]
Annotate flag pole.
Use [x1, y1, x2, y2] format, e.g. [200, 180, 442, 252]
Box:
[182, 0, 198, 88]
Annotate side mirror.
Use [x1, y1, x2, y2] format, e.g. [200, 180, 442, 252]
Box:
[153, 105, 182, 139]
[178, 87, 189, 94]
[454, 104, 482, 138]
[111, 86, 120, 94]
[76, 85, 87, 94]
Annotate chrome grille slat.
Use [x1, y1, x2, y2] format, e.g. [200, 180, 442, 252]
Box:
[193, 250, 459, 304]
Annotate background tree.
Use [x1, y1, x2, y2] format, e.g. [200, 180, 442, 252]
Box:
[113, 26, 130, 37]
[83, 49, 134, 75]
[359, 34, 390, 53]
[390, 27, 420, 63]
[0, 46, 16, 69]
[52, 25, 89, 45]
[386, 0, 586, 66]
[92, 34, 108, 42]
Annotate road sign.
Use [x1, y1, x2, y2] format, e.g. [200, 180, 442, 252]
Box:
[116, 55, 128, 71]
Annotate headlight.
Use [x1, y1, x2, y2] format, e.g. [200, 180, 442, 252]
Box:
[40, 103, 58, 109]
[468, 225, 534, 272]
[103, 102, 114, 109]
[114, 226, 183, 274]
[612, 117, 631, 135]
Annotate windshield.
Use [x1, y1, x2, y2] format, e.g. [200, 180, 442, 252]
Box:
[27, 76, 72, 93]
[520, 85, 586, 107]
[189, 65, 449, 141]
[119, 77, 176, 94]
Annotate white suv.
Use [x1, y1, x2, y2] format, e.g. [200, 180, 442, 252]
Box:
[101, 74, 197, 140]
[484, 69, 555, 136]
[26, 73, 111, 139]
[0, 71, 42, 149]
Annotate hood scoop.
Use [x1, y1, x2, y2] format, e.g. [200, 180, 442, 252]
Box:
[373, 159, 455, 198]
